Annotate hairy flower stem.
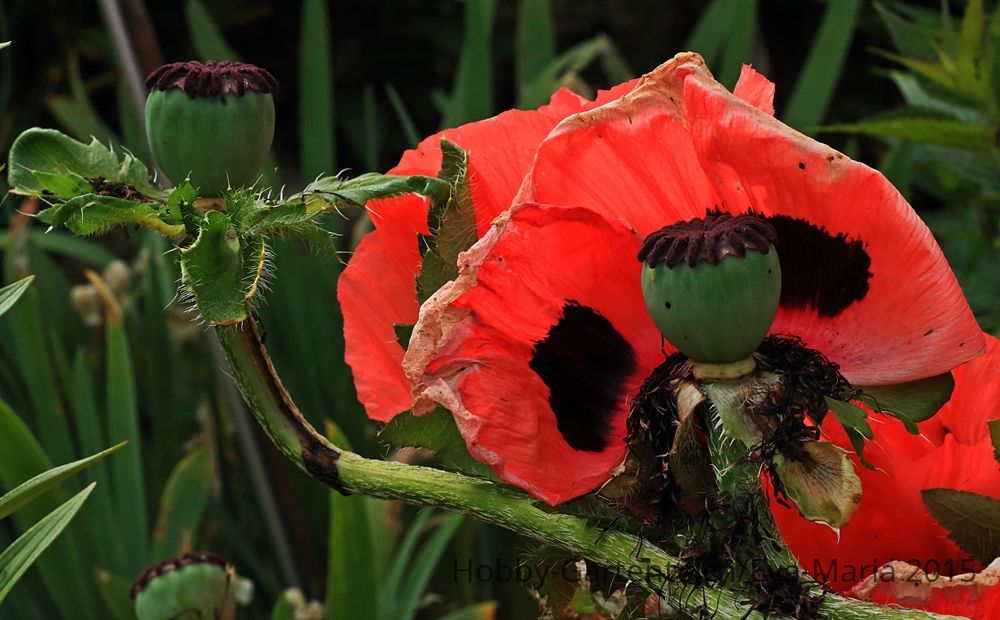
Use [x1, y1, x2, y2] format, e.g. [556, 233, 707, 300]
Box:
[215, 316, 959, 620]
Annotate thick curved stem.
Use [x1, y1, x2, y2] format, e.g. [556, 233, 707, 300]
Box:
[214, 318, 962, 620]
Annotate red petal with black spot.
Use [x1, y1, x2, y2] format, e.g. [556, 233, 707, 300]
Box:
[338, 82, 637, 422]
[405, 53, 984, 505]
[771, 335, 1000, 618]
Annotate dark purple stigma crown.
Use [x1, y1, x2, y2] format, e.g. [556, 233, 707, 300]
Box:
[145, 61, 278, 99]
[638, 213, 777, 268]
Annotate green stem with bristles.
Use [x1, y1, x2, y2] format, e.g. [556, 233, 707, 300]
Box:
[214, 316, 962, 620]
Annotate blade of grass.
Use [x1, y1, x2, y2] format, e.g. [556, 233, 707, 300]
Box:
[72, 348, 126, 572]
[515, 0, 556, 100]
[0, 398, 100, 618]
[443, 0, 496, 127]
[0, 441, 124, 520]
[150, 445, 213, 561]
[718, 0, 757, 88]
[382, 509, 433, 608]
[0, 231, 116, 267]
[184, 0, 238, 61]
[684, 0, 733, 68]
[783, 0, 862, 130]
[439, 602, 498, 620]
[325, 423, 379, 619]
[0, 275, 32, 317]
[0, 483, 95, 605]
[0, 268, 74, 464]
[384, 83, 420, 148]
[397, 514, 464, 620]
[105, 309, 149, 574]
[299, 0, 335, 179]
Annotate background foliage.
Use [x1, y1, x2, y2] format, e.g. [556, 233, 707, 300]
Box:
[0, 0, 996, 618]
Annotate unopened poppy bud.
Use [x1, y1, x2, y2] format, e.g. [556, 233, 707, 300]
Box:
[637, 213, 781, 364]
[145, 60, 277, 196]
[131, 551, 237, 620]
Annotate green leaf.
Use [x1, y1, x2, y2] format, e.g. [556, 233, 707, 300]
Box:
[396, 514, 464, 620]
[0, 275, 33, 318]
[95, 570, 138, 620]
[184, 0, 238, 61]
[180, 211, 267, 325]
[718, 0, 757, 88]
[873, 1, 935, 59]
[299, 0, 335, 179]
[416, 140, 477, 302]
[685, 0, 734, 67]
[444, 0, 496, 127]
[0, 441, 124, 521]
[151, 446, 214, 561]
[7, 128, 162, 199]
[518, 35, 606, 110]
[379, 408, 495, 479]
[165, 180, 197, 226]
[438, 602, 498, 620]
[825, 396, 874, 438]
[0, 483, 95, 605]
[783, 0, 861, 130]
[296, 172, 448, 211]
[823, 115, 996, 151]
[394, 323, 414, 349]
[515, 0, 556, 102]
[858, 372, 954, 431]
[106, 314, 149, 575]
[325, 424, 380, 620]
[990, 418, 1000, 465]
[922, 488, 1000, 564]
[41, 194, 184, 240]
[384, 83, 421, 148]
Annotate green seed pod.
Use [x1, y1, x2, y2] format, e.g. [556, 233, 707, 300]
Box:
[637, 214, 781, 364]
[145, 61, 277, 196]
[131, 551, 237, 620]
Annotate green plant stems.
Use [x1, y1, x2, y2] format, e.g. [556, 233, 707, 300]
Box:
[214, 317, 961, 620]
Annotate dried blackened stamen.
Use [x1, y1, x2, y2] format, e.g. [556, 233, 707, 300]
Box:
[130, 550, 229, 599]
[145, 60, 279, 99]
[754, 335, 852, 426]
[638, 213, 777, 268]
[626, 351, 691, 458]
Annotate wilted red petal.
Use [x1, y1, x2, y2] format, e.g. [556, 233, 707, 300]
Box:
[771, 336, 1000, 598]
[339, 83, 638, 421]
[518, 52, 983, 386]
[406, 204, 663, 504]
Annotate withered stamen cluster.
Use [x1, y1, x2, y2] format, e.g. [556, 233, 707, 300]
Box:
[145, 61, 278, 99]
[130, 550, 229, 599]
[638, 213, 777, 268]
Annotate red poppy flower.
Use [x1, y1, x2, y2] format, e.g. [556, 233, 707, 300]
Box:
[403, 52, 985, 505]
[770, 334, 1000, 618]
[338, 80, 638, 422]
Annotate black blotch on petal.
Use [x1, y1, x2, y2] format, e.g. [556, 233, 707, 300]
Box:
[529, 301, 637, 452]
[765, 215, 872, 317]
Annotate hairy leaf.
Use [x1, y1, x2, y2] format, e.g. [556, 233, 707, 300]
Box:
[922, 488, 1000, 564]
[379, 408, 495, 479]
[858, 372, 954, 431]
[40, 194, 183, 239]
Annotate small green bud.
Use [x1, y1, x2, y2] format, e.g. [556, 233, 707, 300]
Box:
[145, 61, 277, 196]
[131, 551, 236, 620]
[637, 214, 781, 364]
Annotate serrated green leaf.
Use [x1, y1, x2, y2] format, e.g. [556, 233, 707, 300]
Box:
[825, 397, 874, 438]
[151, 446, 213, 561]
[989, 418, 1000, 464]
[0, 441, 124, 521]
[238, 201, 321, 236]
[295, 172, 449, 211]
[0, 483, 95, 605]
[858, 372, 954, 432]
[42, 194, 183, 239]
[0, 275, 33, 317]
[180, 211, 267, 325]
[922, 488, 1000, 564]
[415, 249, 453, 304]
[165, 180, 197, 224]
[823, 116, 995, 151]
[7, 128, 162, 199]
[379, 408, 495, 479]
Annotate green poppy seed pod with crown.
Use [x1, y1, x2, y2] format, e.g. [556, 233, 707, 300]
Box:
[131, 551, 236, 620]
[145, 60, 277, 196]
[638, 214, 781, 365]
